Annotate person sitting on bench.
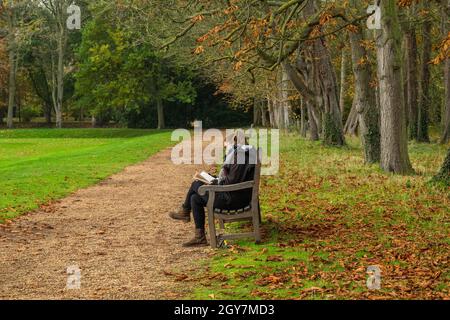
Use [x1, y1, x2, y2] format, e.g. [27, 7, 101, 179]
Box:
[169, 133, 256, 247]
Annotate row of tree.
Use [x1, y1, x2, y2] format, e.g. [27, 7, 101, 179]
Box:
[0, 0, 449, 178]
[119, 0, 447, 175]
[0, 0, 250, 130]
[0, 0, 77, 128]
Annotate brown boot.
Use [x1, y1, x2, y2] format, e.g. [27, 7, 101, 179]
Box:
[182, 229, 208, 247]
[169, 206, 191, 223]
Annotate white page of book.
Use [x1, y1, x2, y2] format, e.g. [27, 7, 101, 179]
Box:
[200, 171, 215, 183]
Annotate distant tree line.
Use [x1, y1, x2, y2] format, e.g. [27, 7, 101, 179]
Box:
[0, 0, 449, 179]
[0, 0, 251, 130]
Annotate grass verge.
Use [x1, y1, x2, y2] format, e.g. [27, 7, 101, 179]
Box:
[0, 129, 174, 222]
[191, 134, 449, 300]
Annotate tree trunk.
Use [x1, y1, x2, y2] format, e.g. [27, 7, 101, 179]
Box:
[441, 58, 450, 144]
[283, 56, 317, 137]
[55, 107, 62, 128]
[349, 26, 380, 163]
[376, 0, 414, 174]
[339, 49, 347, 118]
[310, 39, 345, 145]
[313, 40, 345, 146]
[302, 0, 344, 146]
[253, 99, 262, 127]
[274, 77, 281, 129]
[6, 11, 16, 130]
[275, 68, 289, 130]
[261, 101, 268, 127]
[51, 53, 58, 125]
[273, 94, 281, 129]
[267, 96, 275, 128]
[404, 28, 419, 140]
[253, 100, 259, 127]
[43, 103, 52, 124]
[300, 99, 307, 138]
[307, 102, 319, 141]
[55, 29, 65, 129]
[344, 100, 359, 136]
[283, 104, 290, 129]
[7, 44, 16, 129]
[283, 0, 344, 146]
[281, 67, 291, 129]
[156, 97, 165, 129]
[433, 148, 450, 186]
[440, 0, 450, 144]
[16, 81, 21, 123]
[79, 106, 84, 122]
[417, 19, 432, 142]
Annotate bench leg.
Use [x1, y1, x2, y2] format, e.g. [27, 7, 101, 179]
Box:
[219, 219, 225, 230]
[207, 211, 217, 248]
[252, 209, 261, 244]
[258, 201, 262, 224]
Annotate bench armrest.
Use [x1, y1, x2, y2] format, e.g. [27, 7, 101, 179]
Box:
[198, 181, 254, 196]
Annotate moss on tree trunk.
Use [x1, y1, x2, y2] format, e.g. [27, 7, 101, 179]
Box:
[433, 148, 450, 186]
[323, 113, 345, 146]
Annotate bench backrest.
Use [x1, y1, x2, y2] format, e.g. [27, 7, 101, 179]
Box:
[251, 148, 262, 208]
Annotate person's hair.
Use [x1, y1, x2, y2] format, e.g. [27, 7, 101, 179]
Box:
[231, 130, 248, 145]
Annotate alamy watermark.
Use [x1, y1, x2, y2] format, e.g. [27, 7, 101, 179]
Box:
[171, 121, 279, 176]
[66, 3, 81, 30]
[65, 3, 380, 31]
[366, 265, 381, 290]
[367, 3, 382, 30]
[66, 265, 81, 290]
[63, 2, 381, 31]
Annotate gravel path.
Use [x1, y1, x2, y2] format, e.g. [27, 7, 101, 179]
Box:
[0, 146, 209, 299]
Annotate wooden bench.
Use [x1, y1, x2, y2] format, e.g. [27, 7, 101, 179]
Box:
[198, 148, 262, 248]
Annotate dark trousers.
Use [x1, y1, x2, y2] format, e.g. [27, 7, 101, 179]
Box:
[183, 181, 209, 230]
[183, 180, 250, 230]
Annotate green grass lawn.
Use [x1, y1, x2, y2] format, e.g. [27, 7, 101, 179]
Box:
[192, 134, 449, 300]
[0, 129, 174, 222]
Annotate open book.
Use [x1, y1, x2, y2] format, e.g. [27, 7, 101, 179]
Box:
[193, 171, 216, 185]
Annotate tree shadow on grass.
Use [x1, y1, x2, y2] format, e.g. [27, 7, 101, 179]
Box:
[261, 219, 339, 245]
[230, 218, 338, 246]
